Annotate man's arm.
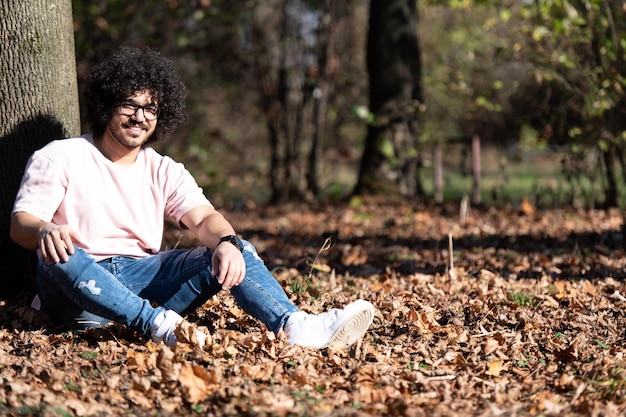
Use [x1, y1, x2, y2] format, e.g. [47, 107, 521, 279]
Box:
[180, 205, 245, 290]
[10, 211, 75, 263]
[180, 205, 237, 249]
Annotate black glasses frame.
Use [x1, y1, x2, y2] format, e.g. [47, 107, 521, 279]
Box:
[118, 100, 160, 121]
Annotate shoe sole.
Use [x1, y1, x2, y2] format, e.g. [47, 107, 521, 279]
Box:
[324, 300, 375, 347]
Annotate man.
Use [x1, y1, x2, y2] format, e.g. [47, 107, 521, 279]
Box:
[10, 46, 375, 349]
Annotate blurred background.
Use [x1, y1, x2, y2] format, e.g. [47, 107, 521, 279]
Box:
[71, 0, 626, 210]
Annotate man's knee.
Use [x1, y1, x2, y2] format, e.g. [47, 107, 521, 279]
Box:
[39, 246, 94, 276]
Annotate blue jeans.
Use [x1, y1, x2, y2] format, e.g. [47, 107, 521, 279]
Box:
[35, 240, 300, 336]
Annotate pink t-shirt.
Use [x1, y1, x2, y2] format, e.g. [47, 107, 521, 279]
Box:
[12, 135, 213, 261]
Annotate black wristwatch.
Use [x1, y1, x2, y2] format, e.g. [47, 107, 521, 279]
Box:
[217, 235, 244, 252]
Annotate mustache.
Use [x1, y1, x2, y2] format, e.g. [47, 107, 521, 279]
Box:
[122, 120, 149, 130]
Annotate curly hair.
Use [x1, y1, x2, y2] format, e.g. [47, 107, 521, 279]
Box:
[85, 46, 187, 144]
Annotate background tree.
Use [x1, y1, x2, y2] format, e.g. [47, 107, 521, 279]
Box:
[354, 0, 423, 197]
[249, 0, 362, 202]
[67, 1, 626, 208]
[418, 1, 535, 204]
[0, 0, 80, 298]
[517, 0, 626, 208]
[72, 0, 367, 204]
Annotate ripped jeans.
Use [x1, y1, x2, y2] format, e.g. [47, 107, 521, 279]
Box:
[34, 240, 300, 336]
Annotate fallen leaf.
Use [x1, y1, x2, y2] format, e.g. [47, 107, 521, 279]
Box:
[179, 363, 219, 403]
[486, 360, 503, 377]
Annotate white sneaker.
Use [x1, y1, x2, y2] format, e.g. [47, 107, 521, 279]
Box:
[285, 299, 375, 348]
[150, 310, 183, 347]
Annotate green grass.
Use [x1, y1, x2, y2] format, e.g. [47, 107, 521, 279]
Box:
[507, 290, 536, 307]
[198, 138, 625, 209]
[417, 145, 614, 209]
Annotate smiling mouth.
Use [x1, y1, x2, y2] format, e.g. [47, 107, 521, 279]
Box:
[123, 123, 147, 131]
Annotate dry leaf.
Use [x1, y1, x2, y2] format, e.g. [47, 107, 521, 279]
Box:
[175, 321, 211, 349]
[581, 280, 598, 297]
[486, 360, 504, 377]
[179, 363, 219, 403]
[2, 204, 626, 416]
[483, 337, 501, 355]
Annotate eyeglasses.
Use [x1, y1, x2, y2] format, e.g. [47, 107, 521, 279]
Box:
[118, 101, 160, 121]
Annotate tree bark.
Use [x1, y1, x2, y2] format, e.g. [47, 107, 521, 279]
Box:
[252, 0, 307, 203]
[0, 0, 80, 297]
[307, 0, 339, 197]
[603, 147, 618, 208]
[471, 135, 481, 205]
[354, 0, 422, 197]
[433, 144, 443, 204]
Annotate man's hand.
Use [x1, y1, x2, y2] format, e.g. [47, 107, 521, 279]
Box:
[38, 223, 75, 264]
[180, 205, 246, 290]
[11, 212, 76, 264]
[211, 243, 246, 290]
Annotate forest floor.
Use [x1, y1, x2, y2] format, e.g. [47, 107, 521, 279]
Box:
[1, 197, 626, 416]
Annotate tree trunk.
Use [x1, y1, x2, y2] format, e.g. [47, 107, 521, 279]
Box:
[433, 144, 443, 204]
[0, 0, 80, 298]
[354, 0, 422, 196]
[253, 0, 319, 203]
[307, 0, 338, 197]
[471, 135, 481, 205]
[251, 0, 286, 202]
[603, 147, 618, 208]
[605, 0, 626, 207]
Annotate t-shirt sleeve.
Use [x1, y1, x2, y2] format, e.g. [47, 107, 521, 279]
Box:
[161, 157, 213, 224]
[12, 153, 67, 221]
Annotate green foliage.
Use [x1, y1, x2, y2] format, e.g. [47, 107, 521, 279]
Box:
[420, 1, 519, 145]
[517, 0, 626, 206]
[507, 289, 536, 307]
[421, 0, 626, 207]
[521, 0, 625, 127]
[292, 388, 321, 405]
[350, 105, 375, 124]
[79, 350, 98, 360]
[62, 380, 82, 392]
[69, 0, 626, 206]
[595, 339, 609, 349]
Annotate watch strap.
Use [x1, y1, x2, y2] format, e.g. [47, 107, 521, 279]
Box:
[217, 235, 243, 252]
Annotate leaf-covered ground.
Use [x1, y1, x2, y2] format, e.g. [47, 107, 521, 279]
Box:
[2, 198, 626, 416]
